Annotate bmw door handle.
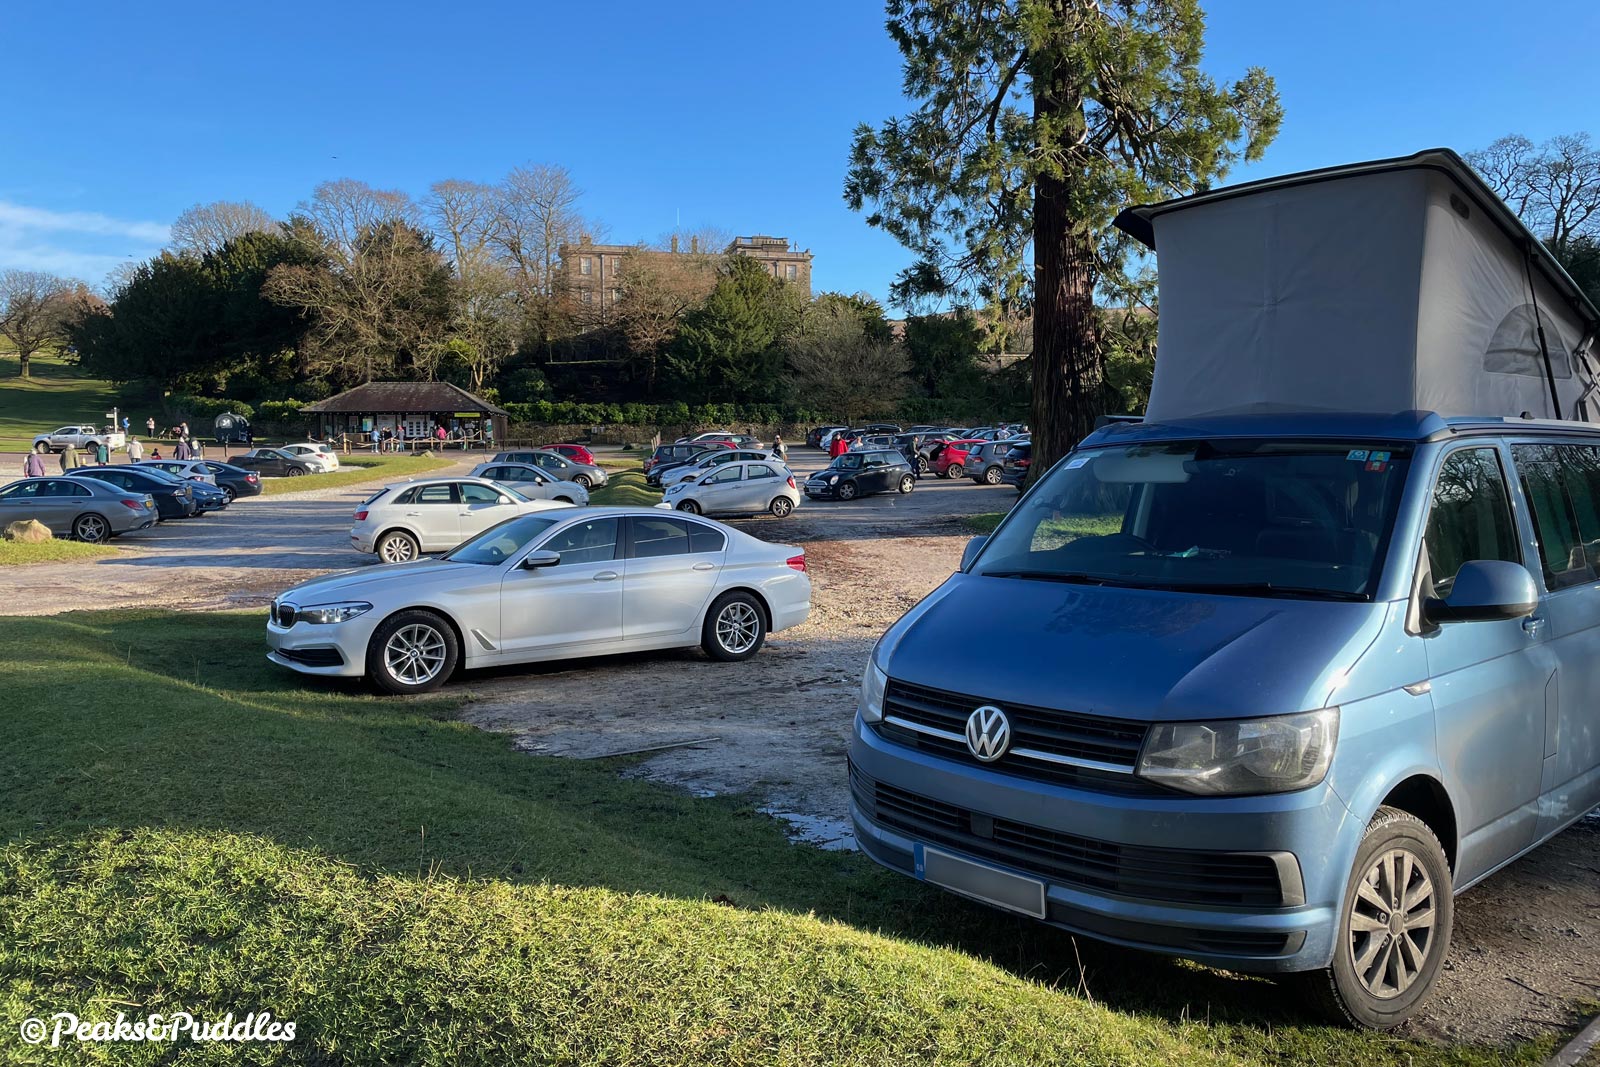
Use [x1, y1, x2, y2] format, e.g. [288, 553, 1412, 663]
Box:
[692, 561, 715, 571]
[593, 571, 619, 582]
[1523, 616, 1546, 636]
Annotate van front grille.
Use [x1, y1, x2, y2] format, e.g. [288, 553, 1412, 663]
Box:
[851, 764, 1286, 909]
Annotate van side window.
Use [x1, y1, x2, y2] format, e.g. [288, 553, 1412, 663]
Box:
[1423, 447, 1520, 597]
[1511, 443, 1600, 589]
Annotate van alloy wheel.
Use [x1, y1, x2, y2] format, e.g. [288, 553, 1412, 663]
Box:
[1349, 848, 1438, 999]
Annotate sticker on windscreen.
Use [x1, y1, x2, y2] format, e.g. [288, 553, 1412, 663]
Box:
[1346, 449, 1369, 461]
[1064, 456, 1090, 469]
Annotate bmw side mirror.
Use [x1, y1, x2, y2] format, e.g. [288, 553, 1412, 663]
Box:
[520, 550, 561, 569]
[960, 535, 988, 571]
[1424, 560, 1538, 624]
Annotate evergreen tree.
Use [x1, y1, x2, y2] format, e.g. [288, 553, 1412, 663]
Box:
[847, 0, 1281, 474]
[665, 256, 801, 403]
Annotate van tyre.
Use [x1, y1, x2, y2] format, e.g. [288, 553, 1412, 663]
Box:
[769, 496, 794, 517]
[378, 530, 420, 563]
[702, 591, 766, 661]
[1298, 806, 1452, 1030]
[367, 610, 459, 695]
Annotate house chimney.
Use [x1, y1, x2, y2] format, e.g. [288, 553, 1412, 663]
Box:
[671, 235, 680, 253]
[580, 232, 592, 245]
[690, 236, 699, 254]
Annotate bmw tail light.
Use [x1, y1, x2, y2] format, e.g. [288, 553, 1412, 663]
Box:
[786, 554, 807, 573]
[353, 509, 368, 521]
[248, 473, 259, 482]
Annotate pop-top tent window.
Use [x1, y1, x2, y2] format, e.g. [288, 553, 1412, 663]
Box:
[1115, 149, 1600, 424]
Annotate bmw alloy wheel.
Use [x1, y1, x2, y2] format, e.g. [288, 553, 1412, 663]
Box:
[715, 601, 761, 655]
[384, 623, 448, 685]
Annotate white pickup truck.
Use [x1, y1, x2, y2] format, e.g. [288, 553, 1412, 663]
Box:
[32, 424, 127, 453]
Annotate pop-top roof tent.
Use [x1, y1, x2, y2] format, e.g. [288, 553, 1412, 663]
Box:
[1114, 148, 1600, 425]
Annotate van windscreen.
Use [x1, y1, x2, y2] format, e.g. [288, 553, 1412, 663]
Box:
[973, 441, 1412, 599]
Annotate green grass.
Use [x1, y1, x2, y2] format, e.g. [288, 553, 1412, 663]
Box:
[0, 612, 1558, 1065]
[962, 511, 1124, 546]
[589, 466, 662, 507]
[257, 453, 453, 496]
[0, 539, 118, 566]
[0, 350, 148, 453]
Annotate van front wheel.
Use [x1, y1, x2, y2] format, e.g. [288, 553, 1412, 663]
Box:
[1299, 806, 1453, 1029]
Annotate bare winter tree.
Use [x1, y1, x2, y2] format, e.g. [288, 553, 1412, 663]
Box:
[1468, 133, 1600, 254]
[168, 200, 280, 256]
[785, 301, 910, 422]
[615, 242, 724, 391]
[0, 270, 83, 378]
[296, 180, 418, 264]
[489, 164, 596, 348]
[426, 179, 498, 280]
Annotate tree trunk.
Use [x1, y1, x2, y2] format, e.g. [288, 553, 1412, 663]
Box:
[17, 347, 30, 379]
[1030, 78, 1102, 482]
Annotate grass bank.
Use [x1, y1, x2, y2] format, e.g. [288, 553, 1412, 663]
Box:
[588, 466, 662, 507]
[0, 611, 1556, 1066]
[0, 539, 118, 566]
[257, 452, 453, 496]
[0, 351, 144, 453]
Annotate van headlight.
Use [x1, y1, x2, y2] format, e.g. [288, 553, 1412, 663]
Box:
[1136, 708, 1338, 795]
[859, 658, 889, 724]
[298, 602, 373, 625]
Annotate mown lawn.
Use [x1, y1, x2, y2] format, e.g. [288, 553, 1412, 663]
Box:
[256, 452, 454, 496]
[0, 539, 118, 566]
[0, 612, 1554, 1065]
[0, 350, 148, 453]
[588, 466, 662, 507]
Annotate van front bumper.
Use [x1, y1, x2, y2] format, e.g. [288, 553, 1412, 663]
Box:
[849, 713, 1357, 973]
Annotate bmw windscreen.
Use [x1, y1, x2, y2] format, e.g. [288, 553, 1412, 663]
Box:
[444, 513, 565, 566]
[971, 441, 1411, 600]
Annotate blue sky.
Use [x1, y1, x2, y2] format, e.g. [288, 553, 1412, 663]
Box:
[4, 0, 1597, 302]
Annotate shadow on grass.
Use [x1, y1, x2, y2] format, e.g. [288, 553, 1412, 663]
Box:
[0, 611, 1532, 1060]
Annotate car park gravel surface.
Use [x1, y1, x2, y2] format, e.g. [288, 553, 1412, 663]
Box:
[3, 444, 1598, 1044]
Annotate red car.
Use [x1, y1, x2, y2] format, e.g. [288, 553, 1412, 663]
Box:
[933, 439, 984, 478]
[540, 443, 596, 466]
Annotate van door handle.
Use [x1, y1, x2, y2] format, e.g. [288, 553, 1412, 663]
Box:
[1523, 616, 1546, 636]
[692, 562, 715, 571]
[593, 571, 619, 582]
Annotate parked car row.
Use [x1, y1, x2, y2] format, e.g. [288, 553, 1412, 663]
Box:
[0, 458, 264, 542]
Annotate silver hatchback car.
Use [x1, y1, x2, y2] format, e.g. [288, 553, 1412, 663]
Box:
[662, 460, 801, 518]
[851, 410, 1600, 1029]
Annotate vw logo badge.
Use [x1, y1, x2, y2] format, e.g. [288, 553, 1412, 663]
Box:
[965, 705, 1011, 762]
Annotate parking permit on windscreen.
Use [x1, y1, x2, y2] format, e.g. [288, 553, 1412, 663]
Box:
[1065, 456, 1090, 469]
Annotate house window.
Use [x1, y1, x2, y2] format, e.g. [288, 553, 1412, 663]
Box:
[785, 263, 798, 281]
[580, 257, 592, 276]
[611, 258, 621, 277]
[580, 291, 592, 304]
[611, 289, 623, 304]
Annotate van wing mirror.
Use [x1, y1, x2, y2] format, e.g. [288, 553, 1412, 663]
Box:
[960, 535, 988, 571]
[1424, 560, 1538, 624]
[520, 550, 561, 570]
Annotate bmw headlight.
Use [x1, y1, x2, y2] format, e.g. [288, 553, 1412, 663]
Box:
[1137, 709, 1338, 796]
[298, 602, 374, 625]
[859, 654, 889, 723]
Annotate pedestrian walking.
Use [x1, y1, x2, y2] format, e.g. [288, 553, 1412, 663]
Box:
[772, 433, 787, 463]
[60, 443, 78, 471]
[829, 433, 848, 460]
[126, 437, 144, 462]
[145, 416, 156, 437]
[93, 439, 109, 465]
[23, 444, 47, 478]
[174, 437, 190, 461]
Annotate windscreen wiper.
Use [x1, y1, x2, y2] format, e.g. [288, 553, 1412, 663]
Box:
[1144, 581, 1369, 601]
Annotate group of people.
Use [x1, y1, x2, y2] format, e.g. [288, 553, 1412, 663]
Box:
[20, 415, 201, 478]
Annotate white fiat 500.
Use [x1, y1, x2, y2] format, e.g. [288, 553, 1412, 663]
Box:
[351, 477, 573, 562]
[268, 506, 812, 694]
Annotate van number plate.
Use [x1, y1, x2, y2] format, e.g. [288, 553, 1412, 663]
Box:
[914, 844, 1047, 919]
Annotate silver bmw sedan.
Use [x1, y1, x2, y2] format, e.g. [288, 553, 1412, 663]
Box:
[267, 505, 811, 694]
